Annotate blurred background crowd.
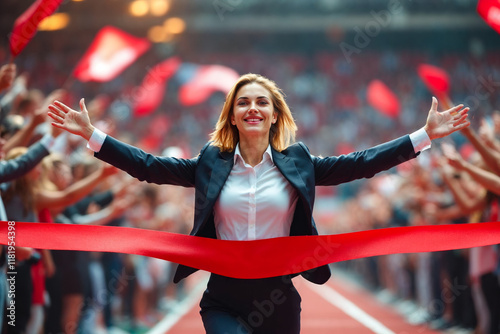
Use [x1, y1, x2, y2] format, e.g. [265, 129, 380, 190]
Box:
[0, 0, 499, 333]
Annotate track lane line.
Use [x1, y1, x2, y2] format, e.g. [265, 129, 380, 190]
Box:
[306, 281, 396, 334]
[147, 276, 208, 334]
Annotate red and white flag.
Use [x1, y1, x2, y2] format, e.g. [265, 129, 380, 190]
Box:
[132, 57, 182, 117]
[73, 26, 150, 82]
[10, 0, 64, 57]
[179, 65, 239, 106]
[477, 0, 500, 34]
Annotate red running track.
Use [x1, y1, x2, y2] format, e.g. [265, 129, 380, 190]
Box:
[147, 271, 442, 334]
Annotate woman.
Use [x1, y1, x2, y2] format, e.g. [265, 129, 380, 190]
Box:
[48, 73, 470, 333]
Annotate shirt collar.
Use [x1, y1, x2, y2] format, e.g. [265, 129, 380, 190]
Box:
[234, 143, 274, 165]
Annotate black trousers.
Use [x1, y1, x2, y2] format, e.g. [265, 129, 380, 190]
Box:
[480, 272, 500, 334]
[200, 274, 301, 334]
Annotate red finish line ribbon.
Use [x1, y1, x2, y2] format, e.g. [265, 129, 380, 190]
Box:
[1, 221, 500, 279]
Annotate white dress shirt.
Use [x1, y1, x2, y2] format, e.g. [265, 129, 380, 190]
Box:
[88, 127, 431, 241]
[214, 144, 299, 241]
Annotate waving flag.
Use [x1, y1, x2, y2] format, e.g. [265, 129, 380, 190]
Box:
[417, 64, 450, 98]
[366, 80, 400, 119]
[132, 57, 182, 117]
[178, 65, 239, 106]
[477, 0, 500, 34]
[9, 0, 64, 57]
[73, 26, 150, 82]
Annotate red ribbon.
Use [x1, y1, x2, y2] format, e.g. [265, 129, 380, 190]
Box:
[1, 221, 499, 279]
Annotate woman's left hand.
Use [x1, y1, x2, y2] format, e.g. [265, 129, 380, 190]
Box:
[424, 97, 470, 140]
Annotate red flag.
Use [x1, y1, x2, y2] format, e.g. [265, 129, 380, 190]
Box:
[132, 57, 181, 117]
[179, 65, 239, 106]
[366, 80, 400, 118]
[417, 64, 450, 98]
[73, 26, 150, 82]
[9, 0, 64, 57]
[477, 0, 500, 34]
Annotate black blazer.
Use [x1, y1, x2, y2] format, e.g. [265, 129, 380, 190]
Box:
[95, 134, 418, 284]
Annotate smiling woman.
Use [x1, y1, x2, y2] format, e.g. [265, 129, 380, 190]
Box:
[47, 71, 469, 334]
[210, 74, 297, 155]
[228, 83, 277, 166]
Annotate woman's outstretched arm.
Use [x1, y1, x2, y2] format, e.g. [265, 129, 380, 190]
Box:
[48, 98, 198, 187]
[314, 98, 470, 186]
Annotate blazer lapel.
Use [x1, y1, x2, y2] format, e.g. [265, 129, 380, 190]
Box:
[272, 148, 308, 201]
[206, 150, 234, 203]
[192, 149, 233, 236]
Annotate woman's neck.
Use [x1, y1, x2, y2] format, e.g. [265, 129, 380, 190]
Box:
[238, 136, 270, 167]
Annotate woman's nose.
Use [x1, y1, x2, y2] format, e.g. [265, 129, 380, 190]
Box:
[248, 102, 258, 112]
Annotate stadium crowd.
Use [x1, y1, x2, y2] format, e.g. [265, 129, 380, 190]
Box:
[0, 36, 498, 334]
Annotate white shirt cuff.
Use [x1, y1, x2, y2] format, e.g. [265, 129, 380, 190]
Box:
[87, 128, 107, 153]
[39, 134, 55, 153]
[409, 128, 431, 153]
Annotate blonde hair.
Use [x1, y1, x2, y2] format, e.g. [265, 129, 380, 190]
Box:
[209, 73, 297, 152]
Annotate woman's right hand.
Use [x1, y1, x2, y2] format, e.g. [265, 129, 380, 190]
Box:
[48, 98, 95, 141]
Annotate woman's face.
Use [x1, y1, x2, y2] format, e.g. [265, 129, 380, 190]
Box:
[231, 83, 277, 141]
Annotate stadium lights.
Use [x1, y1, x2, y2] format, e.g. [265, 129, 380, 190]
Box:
[38, 13, 70, 31]
[148, 25, 174, 43]
[164, 17, 185, 34]
[147, 17, 185, 43]
[129, 0, 170, 17]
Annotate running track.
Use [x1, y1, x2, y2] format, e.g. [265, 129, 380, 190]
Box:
[147, 270, 442, 334]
